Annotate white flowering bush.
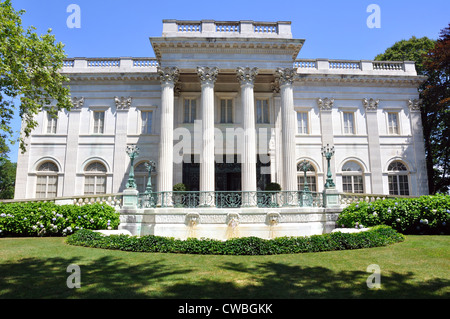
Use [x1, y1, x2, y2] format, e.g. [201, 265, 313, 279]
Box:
[0, 202, 120, 237]
[337, 194, 450, 235]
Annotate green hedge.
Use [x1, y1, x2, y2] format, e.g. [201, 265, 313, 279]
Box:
[336, 195, 450, 235]
[66, 225, 404, 255]
[0, 202, 120, 237]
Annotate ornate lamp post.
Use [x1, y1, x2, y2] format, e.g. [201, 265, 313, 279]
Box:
[298, 160, 313, 206]
[144, 160, 156, 194]
[321, 144, 335, 189]
[126, 145, 140, 189]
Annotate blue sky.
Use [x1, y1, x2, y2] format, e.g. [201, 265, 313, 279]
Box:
[6, 0, 450, 162]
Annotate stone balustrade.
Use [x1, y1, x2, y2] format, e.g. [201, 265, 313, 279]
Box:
[161, 19, 292, 38]
[295, 59, 418, 76]
[0, 194, 123, 208]
[61, 57, 159, 73]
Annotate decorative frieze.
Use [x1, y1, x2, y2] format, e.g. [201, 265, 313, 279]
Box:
[157, 66, 179, 85]
[236, 67, 259, 85]
[317, 97, 334, 111]
[408, 99, 421, 111]
[114, 96, 132, 110]
[362, 98, 380, 111]
[197, 66, 219, 85]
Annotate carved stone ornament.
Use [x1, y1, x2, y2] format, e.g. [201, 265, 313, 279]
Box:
[114, 96, 132, 110]
[157, 66, 179, 85]
[274, 67, 297, 86]
[363, 98, 380, 111]
[71, 96, 84, 109]
[317, 97, 334, 111]
[236, 67, 259, 85]
[197, 66, 219, 85]
[271, 78, 280, 93]
[408, 99, 421, 111]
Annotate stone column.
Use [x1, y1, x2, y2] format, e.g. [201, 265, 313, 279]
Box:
[275, 68, 298, 197]
[62, 97, 83, 196]
[363, 98, 383, 194]
[113, 96, 132, 193]
[408, 99, 429, 195]
[157, 67, 179, 206]
[237, 67, 259, 206]
[197, 66, 219, 206]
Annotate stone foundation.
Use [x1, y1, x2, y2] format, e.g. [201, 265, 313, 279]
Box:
[118, 207, 341, 240]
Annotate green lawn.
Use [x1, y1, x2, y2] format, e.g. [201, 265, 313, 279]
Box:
[0, 235, 449, 299]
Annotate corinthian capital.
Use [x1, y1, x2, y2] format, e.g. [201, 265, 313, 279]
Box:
[317, 97, 334, 111]
[114, 96, 132, 110]
[363, 98, 380, 111]
[275, 67, 297, 86]
[157, 66, 179, 85]
[197, 66, 219, 85]
[71, 96, 84, 109]
[236, 67, 259, 86]
[408, 99, 421, 111]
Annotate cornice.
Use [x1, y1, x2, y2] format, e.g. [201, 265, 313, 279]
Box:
[295, 73, 426, 87]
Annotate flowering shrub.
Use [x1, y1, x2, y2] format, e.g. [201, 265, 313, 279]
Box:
[337, 194, 450, 234]
[0, 202, 120, 237]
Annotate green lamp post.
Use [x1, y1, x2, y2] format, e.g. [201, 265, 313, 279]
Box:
[321, 144, 335, 189]
[126, 144, 140, 189]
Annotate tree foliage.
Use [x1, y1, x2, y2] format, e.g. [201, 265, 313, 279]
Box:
[0, 0, 71, 153]
[375, 28, 450, 194]
[0, 158, 16, 199]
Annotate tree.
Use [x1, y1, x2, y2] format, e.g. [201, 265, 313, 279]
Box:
[0, 158, 16, 199]
[0, 0, 71, 154]
[375, 36, 435, 75]
[375, 30, 450, 194]
[420, 24, 450, 194]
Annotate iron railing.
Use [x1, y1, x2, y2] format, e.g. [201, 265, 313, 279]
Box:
[138, 191, 324, 209]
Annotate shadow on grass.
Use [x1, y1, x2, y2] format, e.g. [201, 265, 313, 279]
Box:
[0, 255, 191, 298]
[0, 257, 448, 298]
[164, 261, 450, 299]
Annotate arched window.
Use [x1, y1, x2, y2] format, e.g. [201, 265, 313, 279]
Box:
[84, 162, 107, 195]
[388, 161, 409, 195]
[342, 161, 364, 193]
[134, 161, 157, 193]
[297, 161, 317, 192]
[36, 162, 58, 198]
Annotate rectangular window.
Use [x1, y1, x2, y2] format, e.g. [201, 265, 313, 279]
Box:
[398, 175, 410, 195]
[184, 99, 197, 123]
[220, 99, 233, 123]
[36, 175, 57, 198]
[388, 112, 399, 135]
[343, 112, 355, 134]
[141, 111, 153, 134]
[342, 176, 353, 193]
[46, 113, 57, 134]
[93, 111, 105, 134]
[297, 112, 308, 134]
[297, 176, 317, 192]
[256, 99, 269, 124]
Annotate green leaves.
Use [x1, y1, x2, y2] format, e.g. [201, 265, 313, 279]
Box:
[0, 202, 120, 237]
[0, 0, 71, 153]
[66, 226, 405, 256]
[337, 195, 450, 235]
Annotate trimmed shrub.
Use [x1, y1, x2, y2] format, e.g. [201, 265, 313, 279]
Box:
[0, 202, 120, 237]
[336, 194, 450, 235]
[66, 225, 404, 255]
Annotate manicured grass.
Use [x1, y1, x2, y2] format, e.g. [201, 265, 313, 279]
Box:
[0, 235, 449, 299]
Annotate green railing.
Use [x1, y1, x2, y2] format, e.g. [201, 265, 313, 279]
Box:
[138, 191, 324, 209]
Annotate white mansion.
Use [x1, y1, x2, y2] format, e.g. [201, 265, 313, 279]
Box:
[14, 19, 429, 201]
